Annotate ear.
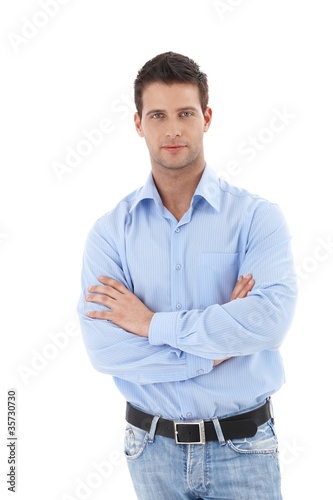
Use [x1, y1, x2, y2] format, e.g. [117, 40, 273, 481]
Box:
[203, 107, 213, 132]
[134, 112, 144, 137]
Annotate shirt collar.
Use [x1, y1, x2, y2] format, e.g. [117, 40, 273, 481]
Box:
[192, 165, 221, 212]
[129, 172, 163, 213]
[129, 165, 221, 214]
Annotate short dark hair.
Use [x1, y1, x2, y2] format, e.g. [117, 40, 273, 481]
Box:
[134, 51, 209, 118]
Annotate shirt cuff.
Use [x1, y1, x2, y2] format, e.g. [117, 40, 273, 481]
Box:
[149, 311, 178, 348]
[148, 312, 214, 379]
[186, 353, 214, 378]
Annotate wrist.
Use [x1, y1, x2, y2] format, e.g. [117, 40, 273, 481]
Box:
[139, 311, 154, 338]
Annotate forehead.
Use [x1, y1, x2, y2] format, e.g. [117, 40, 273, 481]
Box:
[141, 82, 201, 111]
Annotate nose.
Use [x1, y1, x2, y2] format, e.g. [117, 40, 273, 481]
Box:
[166, 118, 182, 139]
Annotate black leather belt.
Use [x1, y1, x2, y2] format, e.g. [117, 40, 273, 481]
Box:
[126, 400, 272, 444]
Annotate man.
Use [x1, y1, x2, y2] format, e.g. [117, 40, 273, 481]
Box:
[77, 52, 297, 499]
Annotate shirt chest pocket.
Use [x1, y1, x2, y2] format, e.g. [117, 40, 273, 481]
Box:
[198, 252, 240, 308]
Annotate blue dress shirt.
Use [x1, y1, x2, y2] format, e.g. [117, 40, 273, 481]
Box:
[77, 166, 297, 419]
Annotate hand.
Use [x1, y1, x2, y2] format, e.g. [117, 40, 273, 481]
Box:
[85, 273, 254, 346]
[230, 274, 255, 300]
[213, 274, 254, 366]
[85, 277, 154, 337]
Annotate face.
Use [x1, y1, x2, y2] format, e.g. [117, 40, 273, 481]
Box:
[134, 82, 212, 174]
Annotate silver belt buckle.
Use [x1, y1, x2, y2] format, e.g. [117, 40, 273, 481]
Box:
[174, 419, 206, 444]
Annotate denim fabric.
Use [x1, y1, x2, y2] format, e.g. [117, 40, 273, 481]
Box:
[124, 417, 282, 500]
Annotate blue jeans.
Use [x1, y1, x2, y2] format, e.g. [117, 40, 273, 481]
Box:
[124, 404, 282, 499]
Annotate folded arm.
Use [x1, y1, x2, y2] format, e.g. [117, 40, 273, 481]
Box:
[85, 274, 254, 365]
[78, 218, 218, 385]
[149, 203, 298, 358]
[78, 202, 297, 382]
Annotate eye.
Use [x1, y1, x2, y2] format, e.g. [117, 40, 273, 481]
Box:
[151, 113, 163, 119]
[180, 111, 193, 117]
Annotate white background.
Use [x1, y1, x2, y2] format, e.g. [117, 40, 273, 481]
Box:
[1, 0, 332, 498]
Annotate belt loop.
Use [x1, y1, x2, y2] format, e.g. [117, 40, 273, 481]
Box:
[147, 414, 160, 443]
[268, 397, 274, 424]
[212, 417, 226, 446]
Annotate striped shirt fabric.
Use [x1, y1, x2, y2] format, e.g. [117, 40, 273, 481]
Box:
[77, 166, 297, 419]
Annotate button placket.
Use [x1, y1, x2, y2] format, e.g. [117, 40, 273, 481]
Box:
[170, 225, 185, 311]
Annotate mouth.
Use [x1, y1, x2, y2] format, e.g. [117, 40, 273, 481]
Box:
[162, 145, 187, 153]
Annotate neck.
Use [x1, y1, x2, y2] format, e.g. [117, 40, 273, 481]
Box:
[152, 163, 205, 221]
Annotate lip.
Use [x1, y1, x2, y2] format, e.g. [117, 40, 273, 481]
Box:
[162, 145, 187, 152]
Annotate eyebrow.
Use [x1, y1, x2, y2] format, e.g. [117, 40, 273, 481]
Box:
[145, 106, 199, 117]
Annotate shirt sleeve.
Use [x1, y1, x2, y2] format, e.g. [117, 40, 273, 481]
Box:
[149, 202, 298, 358]
[77, 216, 213, 385]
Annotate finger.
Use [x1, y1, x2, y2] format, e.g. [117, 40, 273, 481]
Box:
[214, 357, 232, 366]
[86, 310, 112, 320]
[85, 293, 113, 308]
[230, 276, 254, 300]
[236, 278, 255, 298]
[230, 274, 252, 300]
[87, 284, 118, 298]
[98, 276, 128, 294]
[235, 276, 254, 298]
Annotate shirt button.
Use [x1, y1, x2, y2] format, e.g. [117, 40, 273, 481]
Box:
[197, 369, 204, 375]
[176, 303, 182, 309]
[186, 412, 192, 418]
[175, 264, 182, 270]
[175, 228, 180, 233]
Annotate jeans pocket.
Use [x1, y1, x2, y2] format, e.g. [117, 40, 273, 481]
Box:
[124, 423, 149, 461]
[227, 420, 279, 455]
